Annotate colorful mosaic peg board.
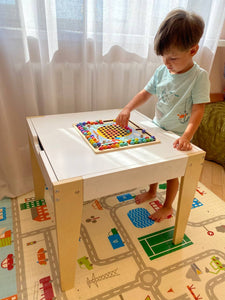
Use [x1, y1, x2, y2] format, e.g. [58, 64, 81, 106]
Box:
[73, 119, 160, 153]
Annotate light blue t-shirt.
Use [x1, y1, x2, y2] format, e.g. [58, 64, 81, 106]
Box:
[144, 62, 210, 135]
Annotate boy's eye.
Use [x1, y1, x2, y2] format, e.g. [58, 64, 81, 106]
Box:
[170, 58, 177, 61]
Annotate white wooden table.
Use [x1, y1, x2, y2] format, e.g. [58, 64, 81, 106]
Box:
[27, 109, 205, 291]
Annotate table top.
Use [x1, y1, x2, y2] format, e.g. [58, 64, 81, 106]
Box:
[28, 109, 204, 200]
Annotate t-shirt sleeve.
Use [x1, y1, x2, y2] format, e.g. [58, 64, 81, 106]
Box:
[192, 70, 210, 104]
[144, 68, 159, 95]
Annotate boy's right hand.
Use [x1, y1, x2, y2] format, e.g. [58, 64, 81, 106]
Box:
[115, 89, 150, 128]
[115, 108, 130, 128]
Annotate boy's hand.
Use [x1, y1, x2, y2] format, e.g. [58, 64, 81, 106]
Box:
[173, 136, 192, 151]
[173, 103, 205, 151]
[115, 108, 130, 128]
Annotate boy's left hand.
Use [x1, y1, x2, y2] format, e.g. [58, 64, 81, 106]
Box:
[173, 136, 192, 151]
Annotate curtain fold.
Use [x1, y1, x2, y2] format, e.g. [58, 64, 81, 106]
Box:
[0, 0, 225, 199]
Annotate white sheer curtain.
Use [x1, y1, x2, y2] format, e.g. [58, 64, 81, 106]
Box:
[0, 0, 225, 199]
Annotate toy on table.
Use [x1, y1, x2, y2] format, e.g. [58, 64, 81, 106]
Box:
[73, 119, 160, 153]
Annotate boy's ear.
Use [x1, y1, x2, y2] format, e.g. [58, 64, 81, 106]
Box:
[190, 45, 199, 56]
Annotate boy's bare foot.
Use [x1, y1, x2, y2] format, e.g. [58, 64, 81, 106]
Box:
[149, 207, 173, 222]
[135, 191, 156, 204]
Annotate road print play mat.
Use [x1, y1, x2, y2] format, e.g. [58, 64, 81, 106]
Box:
[1, 181, 225, 300]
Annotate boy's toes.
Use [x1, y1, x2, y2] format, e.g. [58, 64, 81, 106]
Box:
[149, 215, 161, 222]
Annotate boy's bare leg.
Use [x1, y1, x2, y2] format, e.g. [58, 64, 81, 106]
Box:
[135, 183, 158, 204]
[149, 178, 178, 222]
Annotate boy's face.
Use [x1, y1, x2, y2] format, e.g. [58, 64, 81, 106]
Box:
[162, 45, 198, 74]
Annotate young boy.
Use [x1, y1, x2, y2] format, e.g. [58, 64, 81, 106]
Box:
[116, 9, 210, 222]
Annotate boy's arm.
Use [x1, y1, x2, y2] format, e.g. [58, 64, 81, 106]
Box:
[173, 103, 205, 151]
[116, 89, 151, 127]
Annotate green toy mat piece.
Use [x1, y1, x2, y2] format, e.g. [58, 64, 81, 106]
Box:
[159, 183, 167, 189]
[138, 226, 193, 260]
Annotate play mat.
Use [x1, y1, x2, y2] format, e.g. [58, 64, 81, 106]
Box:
[1, 181, 225, 299]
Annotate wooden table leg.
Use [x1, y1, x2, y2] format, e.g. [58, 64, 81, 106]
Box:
[29, 137, 45, 200]
[173, 152, 205, 245]
[53, 177, 83, 291]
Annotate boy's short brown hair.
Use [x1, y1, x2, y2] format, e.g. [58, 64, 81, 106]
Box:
[154, 9, 204, 55]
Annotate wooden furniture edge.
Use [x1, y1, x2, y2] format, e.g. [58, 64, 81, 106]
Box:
[173, 151, 205, 244]
[53, 176, 83, 291]
[210, 93, 224, 103]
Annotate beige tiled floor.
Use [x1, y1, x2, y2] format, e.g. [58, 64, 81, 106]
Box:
[200, 160, 225, 201]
